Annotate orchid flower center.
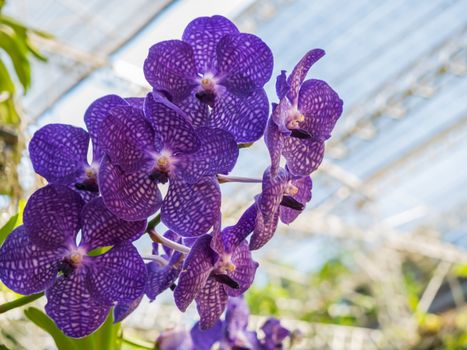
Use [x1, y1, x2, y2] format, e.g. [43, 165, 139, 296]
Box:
[199, 72, 216, 91]
[156, 155, 170, 172]
[284, 181, 299, 196]
[286, 108, 305, 130]
[196, 72, 218, 106]
[75, 164, 99, 192]
[215, 254, 236, 274]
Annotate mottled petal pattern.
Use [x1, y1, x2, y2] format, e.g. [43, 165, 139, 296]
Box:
[280, 176, 312, 224]
[0, 226, 63, 295]
[283, 137, 325, 176]
[81, 198, 146, 251]
[88, 243, 147, 304]
[225, 242, 258, 296]
[176, 128, 238, 183]
[162, 177, 221, 237]
[175, 93, 210, 128]
[196, 277, 228, 329]
[84, 94, 129, 160]
[99, 156, 162, 221]
[45, 269, 110, 338]
[144, 93, 200, 153]
[287, 49, 325, 102]
[299, 79, 343, 140]
[144, 40, 198, 101]
[212, 203, 257, 255]
[174, 235, 216, 311]
[182, 15, 239, 72]
[275, 70, 289, 100]
[217, 33, 273, 96]
[146, 251, 183, 301]
[29, 124, 89, 184]
[250, 204, 280, 251]
[100, 105, 154, 173]
[210, 88, 269, 143]
[265, 117, 284, 177]
[24, 185, 84, 248]
[113, 295, 143, 323]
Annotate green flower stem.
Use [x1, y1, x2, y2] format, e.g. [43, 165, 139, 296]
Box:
[0, 292, 44, 314]
[120, 335, 154, 350]
[146, 213, 161, 232]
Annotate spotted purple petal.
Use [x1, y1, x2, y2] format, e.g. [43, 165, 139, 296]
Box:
[276, 70, 289, 100]
[225, 297, 249, 337]
[217, 33, 273, 96]
[264, 117, 284, 177]
[0, 226, 64, 295]
[250, 200, 280, 251]
[125, 97, 145, 109]
[176, 128, 238, 183]
[280, 176, 312, 224]
[225, 242, 258, 297]
[196, 277, 228, 329]
[45, 269, 110, 338]
[84, 94, 129, 161]
[114, 295, 143, 323]
[29, 124, 89, 184]
[146, 251, 183, 301]
[287, 49, 325, 103]
[144, 40, 198, 102]
[99, 105, 155, 173]
[175, 93, 210, 128]
[190, 320, 223, 350]
[88, 243, 147, 304]
[174, 235, 216, 312]
[210, 88, 269, 143]
[81, 197, 146, 251]
[212, 203, 257, 255]
[299, 79, 343, 140]
[162, 177, 220, 237]
[182, 15, 239, 73]
[144, 93, 200, 154]
[99, 156, 162, 221]
[283, 137, 325, 176]
[23, 185, 84, 249]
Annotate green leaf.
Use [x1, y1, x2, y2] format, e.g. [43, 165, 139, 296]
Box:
[0, 213, 18, 245]
[24, 307, 80, 350]
[0, 199, 25, 245]
[92, 311, 120, 350]
[0, 29, 32, 92]
[0, 345, 11, 350]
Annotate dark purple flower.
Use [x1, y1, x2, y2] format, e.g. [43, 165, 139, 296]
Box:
[113, 295, 143, 323]
[98, 93, 236, 236]
[143, 15, 273, 143]
[174, 206, 258, 329]
[250, 167, 312, 250]
[267, 49, 343, 176]
[0, 185, 147, 337]
[260, 318, 290, 350]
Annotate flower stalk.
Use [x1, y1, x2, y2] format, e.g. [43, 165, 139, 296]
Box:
[0, 292, 44, 314]
[148, 229, 191, 254]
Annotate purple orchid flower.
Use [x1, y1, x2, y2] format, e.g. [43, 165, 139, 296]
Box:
[143, 15, 273, 143]
[174, 205, 258, 329]
[0, 185, 147, 337]
[267, 49, 343, 176]
[97, 94, 238, 237]
[250, 167, 312, 250]
[28, 94, 140, 202]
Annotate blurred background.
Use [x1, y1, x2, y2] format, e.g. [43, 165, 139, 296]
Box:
[0, 0, 466, 349]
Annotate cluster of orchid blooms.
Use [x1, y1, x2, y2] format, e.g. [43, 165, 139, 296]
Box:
[0, 15, 342, 344]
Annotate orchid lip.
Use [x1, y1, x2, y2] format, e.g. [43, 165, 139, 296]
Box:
[211, 273, 240, 289]
[280, 195, 304, 210]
